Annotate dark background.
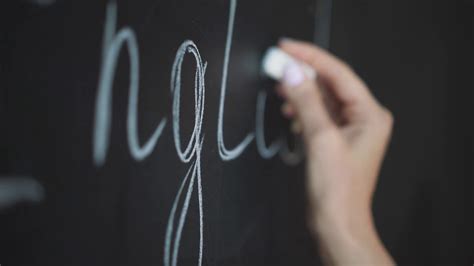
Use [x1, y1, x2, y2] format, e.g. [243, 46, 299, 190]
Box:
[329, 0, 473, 264]
[1, 0, 472, 265]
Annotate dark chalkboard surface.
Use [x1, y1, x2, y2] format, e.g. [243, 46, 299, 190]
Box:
[1, 0, 317, 265]
[1, 0, 472, 265]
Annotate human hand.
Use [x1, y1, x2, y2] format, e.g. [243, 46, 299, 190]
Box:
[277, 39, 395, 265]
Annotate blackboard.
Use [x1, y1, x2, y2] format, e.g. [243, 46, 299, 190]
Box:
[1, 0, 473, 265]
[1, 0, 319, 265]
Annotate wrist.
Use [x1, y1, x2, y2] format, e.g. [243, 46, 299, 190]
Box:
[308, 200, 380, 254]
[309, 194, 373, 235]
[309, 202, 394, 265]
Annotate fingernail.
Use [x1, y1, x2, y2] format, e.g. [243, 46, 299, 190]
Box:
[283, 62, 305, 87]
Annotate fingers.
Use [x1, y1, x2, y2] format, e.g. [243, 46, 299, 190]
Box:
[279, 39, 382, 123]
[281, 61, 335, 141]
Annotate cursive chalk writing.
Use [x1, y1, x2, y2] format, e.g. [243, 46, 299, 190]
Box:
[92, 1, 303, 265]
[255, 90, 282, 159]
[93, 2, 167, 166]
[217, 0, 255, 161]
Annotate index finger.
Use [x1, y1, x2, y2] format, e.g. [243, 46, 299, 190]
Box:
[279, 39, 380, 110]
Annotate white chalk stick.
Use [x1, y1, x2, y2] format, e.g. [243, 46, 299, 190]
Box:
[262, 47, 316, 81]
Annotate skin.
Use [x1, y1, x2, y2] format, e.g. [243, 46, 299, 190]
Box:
[277, 39, 395, 266]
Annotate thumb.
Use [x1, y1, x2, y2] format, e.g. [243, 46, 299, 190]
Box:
[281, 62, 335, 141]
